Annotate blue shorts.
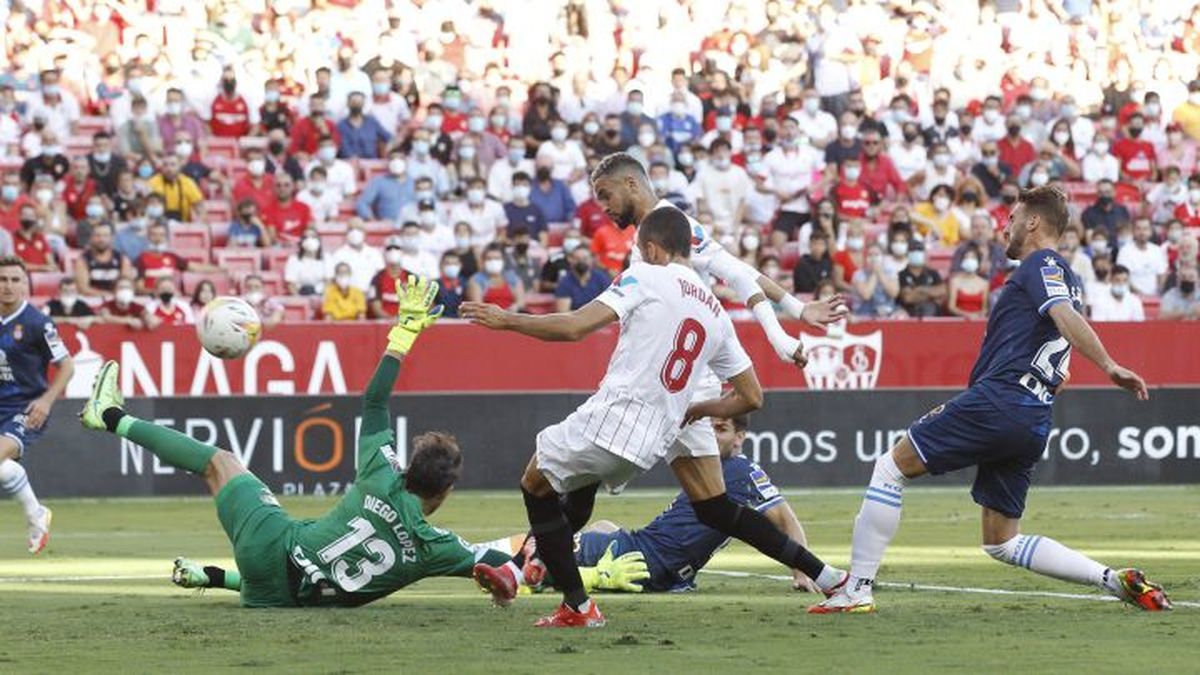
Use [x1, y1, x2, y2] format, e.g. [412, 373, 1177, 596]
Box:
[0, 407, 43, 457]
[907, 386, 1051, 519]
[574, 530, 679, 592]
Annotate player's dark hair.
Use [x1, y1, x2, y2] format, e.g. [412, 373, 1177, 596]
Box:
[405, 432, 462, 499]
[1018, 184, 1069, 237]
[590, 151, 646, 185]
[638, 206, 692, 258]
[0, 255, 26, 273]
[730, 414, 750, 432]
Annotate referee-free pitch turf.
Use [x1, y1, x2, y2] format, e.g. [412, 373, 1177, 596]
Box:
[1, 486, 1197, 674]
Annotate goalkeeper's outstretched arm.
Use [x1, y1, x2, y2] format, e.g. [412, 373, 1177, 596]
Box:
[363, 276, 445, 436]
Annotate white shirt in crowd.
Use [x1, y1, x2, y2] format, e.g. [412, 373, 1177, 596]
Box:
[535, 140, 586, 181]
[763, 144, 824, 213]
[1116, 242, 1168, 296]
[788, 108, 838, 145]
[399, 249, 439, 279]
[1081, 152, 1120, 183]
[306, 159, 358, 200]
[1088, 287, 1145, 321]
[889, 143, 928, 181]
[449, 198, 508, 247]
[690, 163, 752, 230]
[327, 242, 385, 291]
[284, 255, 328, 293]
[297, 186, 341, 224]
[487, 157, 536, 202]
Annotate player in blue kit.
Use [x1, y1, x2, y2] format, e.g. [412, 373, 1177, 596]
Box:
[563, 415, 820, 593]
[0, 257, 74, 554]
[811, 186, 1171, 614]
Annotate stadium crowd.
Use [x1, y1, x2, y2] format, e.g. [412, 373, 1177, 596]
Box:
[3, 0, 1200, 327]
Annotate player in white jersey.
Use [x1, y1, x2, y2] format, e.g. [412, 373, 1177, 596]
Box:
[462, 207, 847, 628]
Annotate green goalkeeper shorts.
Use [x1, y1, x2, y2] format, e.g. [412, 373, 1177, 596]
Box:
[214, 474, 298, 608]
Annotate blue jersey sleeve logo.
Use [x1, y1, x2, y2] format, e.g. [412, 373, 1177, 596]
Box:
[1040, 264, 1068, 298]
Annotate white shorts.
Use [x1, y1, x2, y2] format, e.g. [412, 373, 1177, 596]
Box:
[665, 379, 721, 464]
[535, 416, 644, 494]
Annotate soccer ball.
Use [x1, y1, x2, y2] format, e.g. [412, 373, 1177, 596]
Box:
[198, 297, 262, 359]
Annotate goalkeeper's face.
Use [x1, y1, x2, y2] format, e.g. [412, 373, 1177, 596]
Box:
[713, 418, 747, 458]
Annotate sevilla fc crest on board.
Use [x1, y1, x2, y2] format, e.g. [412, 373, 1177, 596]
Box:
[800, 330, 883, 390]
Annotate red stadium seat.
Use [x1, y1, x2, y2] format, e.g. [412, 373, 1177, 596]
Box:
[357, 159, 389, 183]
[214, 248, 264, 275]
[319, 232, 346, 250]
[203, 200, 232, 224]
[207, 137, 240, 161]
[780, 242, 801, 270]
[31, 272, 66, 296]
[78, 116, 111, 137]
[260, 274, 287, 296]
[209, 220, 231, 246]
[60, 248, 82, 274]
[524, 293, 557, 314]
[265, 248, 292, 271]
[277, 295, 315, 321]
[170, 224, 212, 252]
[66, 135, 92, 156]
[175, 248, 212, 265]
[182, 271, 232, 295]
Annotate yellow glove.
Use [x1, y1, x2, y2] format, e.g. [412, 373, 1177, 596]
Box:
[586, 542, 649, 593]
[386, 275, 444, 354]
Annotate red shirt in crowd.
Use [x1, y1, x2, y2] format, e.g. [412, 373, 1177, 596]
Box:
[833, 181, 871, 219]
[288, 115, 340, 155]
[575, 197, 615, 238]
[369, 268, 409, 317]
[150, 300, 194, 326]
[832, 249, 858, 284]
[0, 195, 32, 232]
[441, 111, 468, 135]
[997, 135, 1036, 175]
[1111, 137, 1157, 181]
[857, 153, 907, 201]
[211, 94, 252, 138]
[13, 230, 52, 266]
[62, 174, 97, 221]
[990, 202, 1014, 232]
[262, 199, 313, 240]
[591, 223, 636, 274]
[136, 249, 189, 288]
[1174, 202, 1200, 228]
[232, 174, 277, 214]
[102, 299, 147, 319]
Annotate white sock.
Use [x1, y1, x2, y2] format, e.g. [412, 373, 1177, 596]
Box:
[815, 565, 846, 591]
[503, 560, 525, 586]
[848, 452, 908, 586]
[983, 534, 1115, 591]
[0, 459, 40, 521]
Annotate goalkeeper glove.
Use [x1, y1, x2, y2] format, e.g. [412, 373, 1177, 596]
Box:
[580, 542, 650, 593]
[387, 275, 444, 355]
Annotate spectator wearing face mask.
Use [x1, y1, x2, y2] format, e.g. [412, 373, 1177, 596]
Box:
[135, 222, 186, 293]
[833, 158, 871, 220]
[947, 244, 989, 320]
[75, 223, 131, 297]
[242, 274, 285, 328]
[191, 280, 216, 313]
[99, 278, 151, 329]
[535, 121, 587, 184]
[537, 228, 583, 292]
[487, 138, 535, 203]
[658, 92, 701, 155]
[1112, 112, 1158, 184]
[794, 230, 834, 294]
[61, 155, 98, 223]
[1088, 264, 1145, 321]
[554, 245, 610, 312]
[763, 119, 823, 248]
[45, 278, 95, 328]
[337, 92, 391, 159]
[255, 81, 295, 136]
[9, 206, 46, 272]
[529, 162, 576, 225]
[265, 128, 305, 182]
[366, 240, 410, 318]
[18, 136, 68, 190]
[147, 154, 205, 223]
[647, 161, 691, 214]
[290, 94, 340, 156]
[898, 240, 946, 317]
[997, 113, 1036, 175]
[324, 221, 384, 291]
[117, 96, 163, 158]
[231, 147, 275, 214]
[693, 139, 751, 231]
[889, 121, 928, 182]
[1081, 180, 1131, 242]
[306, 135, 357, 200]
[1148, 167, 1188, 223]
[228, 199, 270, 248]
[87, 131, 125, 197]
[262, 173, 313, 242]
[0, 173, 32, 231]
[503, 172, 548, 246]
[322, 261, 367, 321]
[913, 184, 967, 246]
[435, 251, 467, 318]
[971, 96, 1007, 143]
[146, 276, 194, 327]
[157, 88, 207, 159]
[449, 177, 507, 247]
[450, 134, 485, 188]
[448, 221, 480, 277]
[284, 229, 327, 296]
[1056, 225, 1096, 286]
[1117, 217, 1168, 296]
[788, 88, 837, 149]
[356, 150, 414, 220]
[971, 142, 1012, 199]
[396, 226, 440, 279]
[210, 67, 251, 139]
[296, 166, 340, 224]
[1078, 134, 1120, 183]
[831, 220, 867, 291]
[27, 69, 79, 141]
[1161, 267, 1200, 319]
[852, 243, 901, 318]
[113, 200, 151, 260]
[467, 243, 524, 311]
[825, 112, 863, 170]
[505, 226, 544, 291]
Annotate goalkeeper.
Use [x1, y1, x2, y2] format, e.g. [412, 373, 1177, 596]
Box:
[80, 277, 642, 607]
[512, 415, 821, 594]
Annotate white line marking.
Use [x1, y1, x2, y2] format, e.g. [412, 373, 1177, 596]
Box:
[702, 570, 1199, 608]
[0, 574, 164, 583]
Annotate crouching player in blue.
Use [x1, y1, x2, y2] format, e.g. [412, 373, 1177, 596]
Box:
[811, 185, 1171, 614]
[518, 415, 823, 594]
[0, 257, 74, 554]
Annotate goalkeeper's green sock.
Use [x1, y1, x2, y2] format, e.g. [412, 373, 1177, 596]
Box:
[111, 415, 217, 474]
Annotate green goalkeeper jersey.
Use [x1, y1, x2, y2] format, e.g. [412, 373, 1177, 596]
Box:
[286, 428, 486, 607]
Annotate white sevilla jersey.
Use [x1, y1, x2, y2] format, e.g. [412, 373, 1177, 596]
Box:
[581, 261, 753, 469]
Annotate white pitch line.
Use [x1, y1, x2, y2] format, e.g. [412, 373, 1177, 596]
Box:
[703, 570, 1199, 608]
[0, 574, 164, 583]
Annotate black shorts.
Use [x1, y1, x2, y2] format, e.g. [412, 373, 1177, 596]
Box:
[771, 211, 809, 237]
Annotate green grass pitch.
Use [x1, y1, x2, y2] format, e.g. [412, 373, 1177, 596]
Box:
[1, 486, 1197, 674]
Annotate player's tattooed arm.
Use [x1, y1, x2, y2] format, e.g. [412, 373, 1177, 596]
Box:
[1047, 302, 1149, 400]
[460, 300, 617, 342]
[682, 368, 764, 426]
